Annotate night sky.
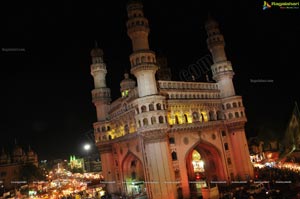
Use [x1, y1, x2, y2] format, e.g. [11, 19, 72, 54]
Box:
[1, 0, 299, 160]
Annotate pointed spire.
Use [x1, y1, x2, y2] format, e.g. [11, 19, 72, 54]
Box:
[124, 68, 129, 78]
[205, 12, 218, 30]
[90, 41, 103, 59]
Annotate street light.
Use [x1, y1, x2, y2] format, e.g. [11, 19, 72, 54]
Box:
[84, 144, 91, 151]
[83, 144, 91, 172]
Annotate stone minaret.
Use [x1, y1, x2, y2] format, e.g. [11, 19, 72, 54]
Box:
[90, 42, 111, 121]
[90, 43, 116, 193]
[205, 16, 235, 98]
[126, 0, 158, 97]
[126, 1, 177, 198]
[206, 16, 254, 180]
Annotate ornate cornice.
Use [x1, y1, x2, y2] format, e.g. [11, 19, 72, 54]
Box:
[169, 120, 224, 133]
[139, 129, 168, 143]
[226, 120, 246, 131]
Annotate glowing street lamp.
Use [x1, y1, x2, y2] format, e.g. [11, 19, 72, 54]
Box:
[83, 144, 91, 172]
[84, 144, 91, 151]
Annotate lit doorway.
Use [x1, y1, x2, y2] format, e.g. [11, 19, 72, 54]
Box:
[122, 153, 146, 197]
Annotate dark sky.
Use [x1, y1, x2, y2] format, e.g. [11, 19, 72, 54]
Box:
[1, 0, 299, 160]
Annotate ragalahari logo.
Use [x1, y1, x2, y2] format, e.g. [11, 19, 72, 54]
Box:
[263, 1, 272, 10]
[263, 1, 299, 10]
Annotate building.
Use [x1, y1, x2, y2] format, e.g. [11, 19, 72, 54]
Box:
[0, 145, 38, 191]
[89, 1, 254, 198]
[69, 155, 85, 171]
[69, 154, 102, 173]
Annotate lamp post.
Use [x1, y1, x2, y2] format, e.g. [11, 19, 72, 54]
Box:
[84, 144, 91, 172]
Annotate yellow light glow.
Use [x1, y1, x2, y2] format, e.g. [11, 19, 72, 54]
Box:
[192, 150, 205, 173]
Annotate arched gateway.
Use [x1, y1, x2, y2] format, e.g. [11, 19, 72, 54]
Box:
[122, 152, 146, 197]
[186, 141, 226, 197]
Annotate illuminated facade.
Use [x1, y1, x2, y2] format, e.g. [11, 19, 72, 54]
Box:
[89, 1, 253, 198]
[69, 155, 84, 170]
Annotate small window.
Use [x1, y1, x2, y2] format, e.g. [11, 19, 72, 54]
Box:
[159, 116, 164, 123]
[235, 112, 239, 118]
[169, 137, 175, 144]
[233, 102, 237, 108]
[151, 116, 156, 124]
[184, 114, 188, 123]
[156, 103, 162, 110]
[143, 118, 149, 126]
[175, 115, 179, 124]
[192, 112, 199, 122]
[200, 113, 205, 122]
[149, 104, 154, 111]
[221, 131, 226, 136]
[141, 105, 147, 112]
[171, 151, 177, 161]
[224, 143, 229, 150]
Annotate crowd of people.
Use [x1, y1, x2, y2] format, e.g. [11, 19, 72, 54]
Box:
[217, 166, 300, 199]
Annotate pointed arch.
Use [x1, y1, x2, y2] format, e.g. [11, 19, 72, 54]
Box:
[217, 111, 224, 120]
[185, 140, 226, 182]
[122, 152, 145, 196]
[184, 114, 188, 123]
[149, 103, 154, 111]
[209, 111, 215, 121]
[143, 118, 148, 126]
[175, 115, 179, 124]
[151, 116, 156, 124]
[159, 116, 164, 123]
